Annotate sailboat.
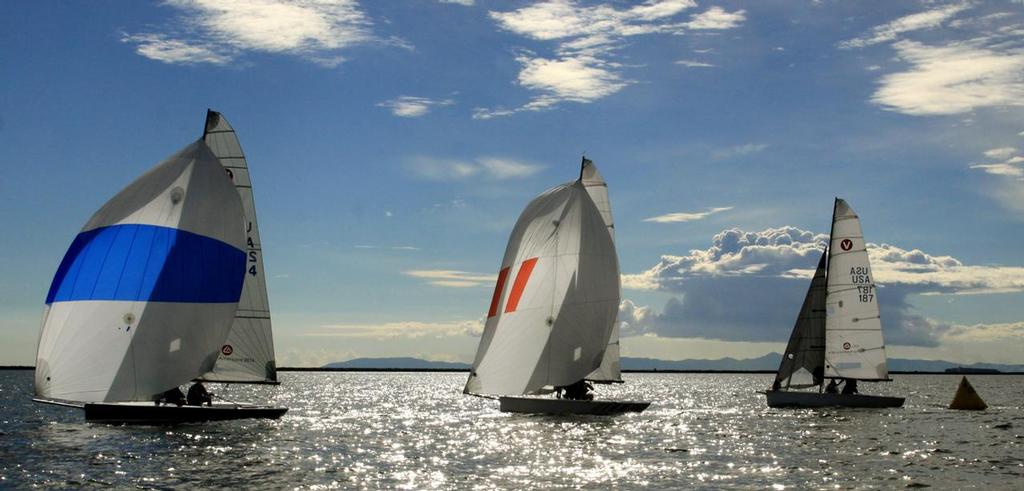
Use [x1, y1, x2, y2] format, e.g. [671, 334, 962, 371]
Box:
[765, 198, 905, 408]
[197, 110, 279, 385]
[33, 120, 287, 424]
[464, 157, 650, 415]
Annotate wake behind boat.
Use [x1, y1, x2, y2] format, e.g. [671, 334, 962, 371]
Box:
[33, 114, 286, 424]
[464, 157, 649, 415]
[765, 198, 905, 409]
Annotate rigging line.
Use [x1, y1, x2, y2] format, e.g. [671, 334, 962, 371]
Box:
[465, 392, 499, 400]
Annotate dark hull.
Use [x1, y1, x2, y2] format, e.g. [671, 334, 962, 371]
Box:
[765, 391, 904, 408]
[499, 396, 650, 415]
[83, 402, 288, 424]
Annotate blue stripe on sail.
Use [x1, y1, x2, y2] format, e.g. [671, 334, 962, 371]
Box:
[46, 224, 245, 304]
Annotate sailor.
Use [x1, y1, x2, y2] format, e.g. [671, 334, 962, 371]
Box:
[160, 387, 187, 406]
[841, 379, 858, 395]
[187, 382, 213, 406]
[562, 380, 594, 400]
[825, 379, 838, 394]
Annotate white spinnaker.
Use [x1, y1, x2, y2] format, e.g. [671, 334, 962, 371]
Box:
[200, 110, 278, 383]
[465, 181, 620, 396]
[35, 141, 245, 402]
[580, 159, 622, 383]
[824, 199, 889, 381]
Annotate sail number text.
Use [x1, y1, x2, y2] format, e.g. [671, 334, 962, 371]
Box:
[246, 221, 258, 277]
[850, 267, 873, 303]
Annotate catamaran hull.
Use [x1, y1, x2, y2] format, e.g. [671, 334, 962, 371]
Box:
[765, 391, 904, 408]
[82, 402, 288, 424]
[499, 396, 650, 415]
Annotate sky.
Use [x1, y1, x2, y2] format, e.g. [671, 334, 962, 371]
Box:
[2, 0, 1023, 367]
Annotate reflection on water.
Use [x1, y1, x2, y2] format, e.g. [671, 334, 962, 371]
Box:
[1, 371, 1021, 488]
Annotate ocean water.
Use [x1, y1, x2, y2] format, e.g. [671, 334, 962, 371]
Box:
[1, 371, 1021, 489]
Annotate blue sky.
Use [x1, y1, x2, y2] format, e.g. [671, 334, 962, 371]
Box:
[2, 0, 1023, 367]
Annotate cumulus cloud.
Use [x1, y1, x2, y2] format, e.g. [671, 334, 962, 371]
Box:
[407, 156, 543, 181]
[378, 96, 455, 117]
[871, 39, 1024, 116]
[839, 3, 970, 49]
[621, 226, 1024, 347]
[122, 0, 378, 66]
[404, 269, 496, 288]
[643, 206, 733, 223]
[476, 1, 744, 118]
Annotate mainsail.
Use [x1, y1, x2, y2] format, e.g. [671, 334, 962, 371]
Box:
[774, 251, 827, 388]
[35, 141, 246, 403]
[199, 110, 279, 384]
[465, 173, 620, 396]
[580, 158, 622, 383]
[824, 198, 889, 381]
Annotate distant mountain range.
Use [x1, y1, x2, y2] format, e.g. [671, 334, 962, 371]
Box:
[320, 354, 1024, 373]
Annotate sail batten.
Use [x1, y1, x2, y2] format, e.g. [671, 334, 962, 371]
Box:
[199, 111, 279, 384]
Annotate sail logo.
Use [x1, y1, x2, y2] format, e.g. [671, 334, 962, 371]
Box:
[840, 239, 853, 251]
[842, 342, 851, 351]
[221, 344, 233, 356]
[487, 257, 539, 317]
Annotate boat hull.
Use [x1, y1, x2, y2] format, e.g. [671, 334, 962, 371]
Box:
[82, 402, 288, 424]
[765, 391, 904, 408]
[499, 396, 650, 415]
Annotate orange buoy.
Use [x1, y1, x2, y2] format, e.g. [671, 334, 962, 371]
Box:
[949, 376, 987, 410]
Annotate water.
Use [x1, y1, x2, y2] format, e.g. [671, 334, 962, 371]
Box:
[1, 371, 1021, 489]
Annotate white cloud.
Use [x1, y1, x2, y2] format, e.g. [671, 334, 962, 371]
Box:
[378, 96, 455, 118]
[621, 226, 1024, 346]
[408, 156, 542, 180]
[684, 6, 747, 30]
[478, 1, 741, 118]
[122, 0, 377, 66]
[439, 0, 475, 6]
[984, 146, 1018, 160]
[675, 60, 715, 68]
[643, 206, 733, 223]
[839, 3, 970, 49]
[712, 143, 768, 159]
[120, 33, 232, 65]
[871, 40, 1024, 116]
[404, 269, 496, 288]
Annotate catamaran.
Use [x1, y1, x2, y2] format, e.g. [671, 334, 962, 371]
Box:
[33, 114, 287, 424]
[464, 158, 649, 415]
[765, 198, 905, 408]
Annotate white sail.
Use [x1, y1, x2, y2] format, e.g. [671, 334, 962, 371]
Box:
[775, 251, 827, 388]
[824, 198, 889, 381]
[465, 178, 620, 396]
[199, 110, 278, 383]
[580, 158, 622, 383]
[35, 141, 246, 403]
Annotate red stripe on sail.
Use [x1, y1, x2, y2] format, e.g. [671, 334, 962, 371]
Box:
[504, 257, 538, 313]
[488, 267, 510, 318]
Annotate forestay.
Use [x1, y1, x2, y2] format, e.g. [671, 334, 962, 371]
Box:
[35, 141, 246, 403]
[465, 179, 620, 396]
[775, 251, 827, 388]
[199, 110, 279, 384]
[580, 158, 622, 383]
[824, 199, 889, 381]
